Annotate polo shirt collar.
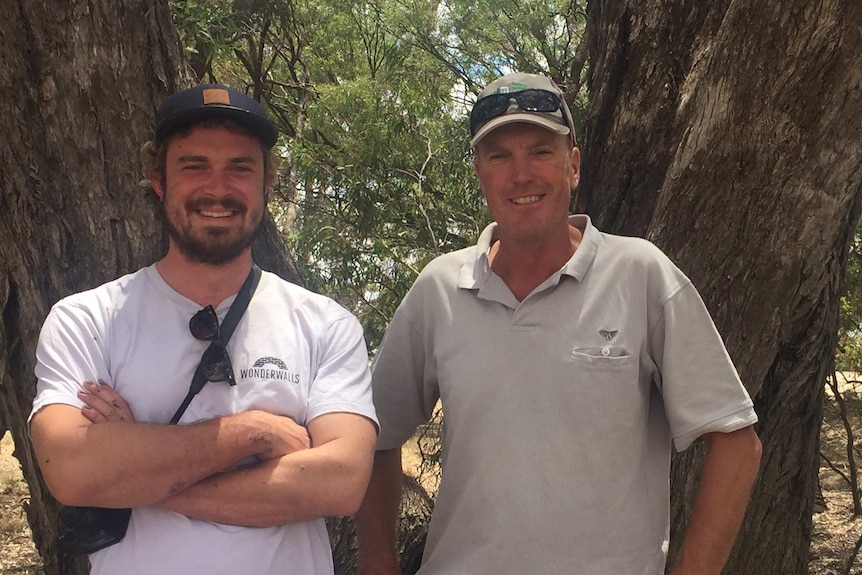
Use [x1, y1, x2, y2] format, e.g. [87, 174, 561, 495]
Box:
[457, 215, 601, 296]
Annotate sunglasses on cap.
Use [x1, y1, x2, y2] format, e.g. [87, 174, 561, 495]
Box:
[189, 305, 236, 386]
[469, 89, 566, 137]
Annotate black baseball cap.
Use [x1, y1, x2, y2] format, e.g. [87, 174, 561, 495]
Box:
[154, 84, 278, 148]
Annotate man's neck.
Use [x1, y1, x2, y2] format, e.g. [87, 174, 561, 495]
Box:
[489, 225, 582, 301]
[156, 249, 254, 307]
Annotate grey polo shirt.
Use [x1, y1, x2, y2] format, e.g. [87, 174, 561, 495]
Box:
[372, 215, 757, 575]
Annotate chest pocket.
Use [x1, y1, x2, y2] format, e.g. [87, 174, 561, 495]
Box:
[570, 345, 632, 368]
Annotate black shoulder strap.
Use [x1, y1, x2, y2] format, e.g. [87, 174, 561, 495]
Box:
[217, 264, 261, 345]
[169, 265, 262, 424]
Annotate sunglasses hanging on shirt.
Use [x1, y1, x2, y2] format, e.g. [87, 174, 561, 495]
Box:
[170, 265, 262, 424]
[189, 304, 236, 386]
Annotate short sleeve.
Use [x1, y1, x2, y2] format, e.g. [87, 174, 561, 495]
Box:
[30, 301, 110, 422]
[371, 299, 440, 451]
[651, 283, 758, 451]
[305, 305, 378, 429]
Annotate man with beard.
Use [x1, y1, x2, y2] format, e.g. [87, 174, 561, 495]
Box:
[29, 84, 378, 575]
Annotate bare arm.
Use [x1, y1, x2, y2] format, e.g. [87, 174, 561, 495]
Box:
[355, 448, 404, 575]
[155, 412, 378, 526]
[30, 383, 307, 508]
[671, 425, 762, 575]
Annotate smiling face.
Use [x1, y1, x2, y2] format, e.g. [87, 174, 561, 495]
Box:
[151, 125, 269, 265]
[473, 122, 580, 249]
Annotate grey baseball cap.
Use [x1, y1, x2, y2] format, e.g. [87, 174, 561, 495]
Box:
[469, 72, 575, 148]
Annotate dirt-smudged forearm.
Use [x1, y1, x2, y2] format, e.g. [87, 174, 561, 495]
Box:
[30, 406, 299, 508]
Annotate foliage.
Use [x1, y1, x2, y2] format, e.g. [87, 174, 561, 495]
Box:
[171, 0, 240, 83]
[168, 0, 588, 350]
[415, 0, 590, 123]
[837, 218, 862, 372]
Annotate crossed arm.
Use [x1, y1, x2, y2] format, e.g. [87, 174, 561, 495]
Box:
[157, 411, 377, 526]
[30, 380, 377, 526]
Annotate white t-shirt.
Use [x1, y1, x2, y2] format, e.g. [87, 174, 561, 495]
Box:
[31, 265, 378, 575]
[372, 215, 757, 575]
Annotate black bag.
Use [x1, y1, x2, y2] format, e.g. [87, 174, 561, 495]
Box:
[56, 266, 261, 556]
[57, 506, 132, 555]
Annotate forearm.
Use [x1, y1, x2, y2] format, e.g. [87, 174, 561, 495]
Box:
[157, 413, 377, 526]
[30, 404, 285, 508]
[672, 426, 762, 575]
[356, 448, 404, 575]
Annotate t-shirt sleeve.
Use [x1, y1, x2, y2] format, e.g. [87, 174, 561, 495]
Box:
[651, 282, 758, 452]
[305, 305, 379, 429]
[371, 301, 440, 451]
[30, 301, 110, 423]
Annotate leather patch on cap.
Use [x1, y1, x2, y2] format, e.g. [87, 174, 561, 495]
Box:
[202, 88, 231, 105]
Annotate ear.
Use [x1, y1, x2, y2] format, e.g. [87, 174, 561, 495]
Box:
[569, 147, 581, 189]
[149, 172, 165, 201]
[473, 156, 490, 200]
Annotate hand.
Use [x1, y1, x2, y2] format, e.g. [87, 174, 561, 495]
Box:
[243, 410, 311, 461]
[78, 380, 136, 423]
[275, 415, 312, 455]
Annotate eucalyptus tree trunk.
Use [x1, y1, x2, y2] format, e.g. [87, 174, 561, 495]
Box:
[0, 1, 298, 574]
[582, 0, 862, 573]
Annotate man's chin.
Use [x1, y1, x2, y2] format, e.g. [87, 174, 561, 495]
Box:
[177, 245, 249, 265]
[171, 233, 256, 265]
[165, 214, 263, 265]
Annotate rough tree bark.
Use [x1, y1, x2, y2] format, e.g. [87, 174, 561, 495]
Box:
[0, 1, 299, 574]
[582, 0, 862, 573]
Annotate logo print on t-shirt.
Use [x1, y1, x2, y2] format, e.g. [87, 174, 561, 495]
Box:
[239, 357, 300, 383]
[253, 356, 288, 370]
[599, 329, 618, 341]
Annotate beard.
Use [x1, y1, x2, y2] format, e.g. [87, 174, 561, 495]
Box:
[162, 194, 264, 265]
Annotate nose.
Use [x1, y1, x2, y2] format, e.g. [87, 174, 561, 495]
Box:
[202, 171, 232, 198]
[509, 154, 534, 184]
